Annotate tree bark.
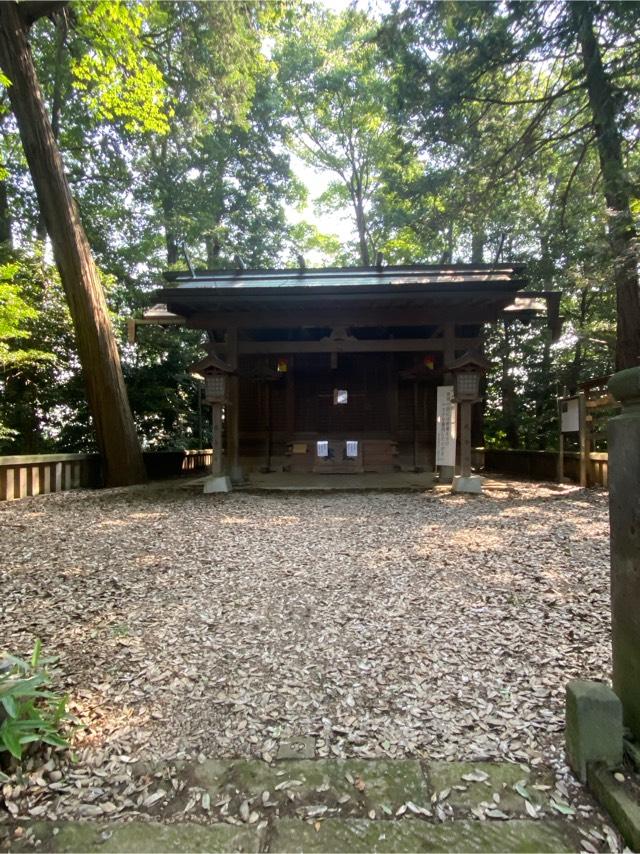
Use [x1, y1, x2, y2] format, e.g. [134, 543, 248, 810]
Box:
[0, 172, 11, 247]
[353, 195, 370, 266]
[573, 2, 640, 370]
[36, 7, 66, 242]
[205, 234, 220, 269]
[471, 228, 484, 264]
[0, 1, 146, 486]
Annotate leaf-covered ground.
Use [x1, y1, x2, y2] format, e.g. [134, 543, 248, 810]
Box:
[0, 480, 611, 823]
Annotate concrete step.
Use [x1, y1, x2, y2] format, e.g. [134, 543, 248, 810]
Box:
[10, 817, 582, 853]
[4, 758, 598, 853]
[271, 817, 580, 853]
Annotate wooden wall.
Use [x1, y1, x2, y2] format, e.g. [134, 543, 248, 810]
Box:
[237, 353, 439, 473]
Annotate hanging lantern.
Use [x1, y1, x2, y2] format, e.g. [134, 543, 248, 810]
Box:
[204, 371, 228, 403]
[188, 352, 233, 404]
[447, 351, 491, 403]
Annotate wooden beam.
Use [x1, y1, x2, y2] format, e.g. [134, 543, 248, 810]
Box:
[178, 306, 504, 329]
[237, 337, 479, 355]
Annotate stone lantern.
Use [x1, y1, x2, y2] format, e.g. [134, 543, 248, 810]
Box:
[447, 351, 490, 494]
[189, 353, 234, 493]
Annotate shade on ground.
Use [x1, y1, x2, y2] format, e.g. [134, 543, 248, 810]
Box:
[0, 479, 611, 827]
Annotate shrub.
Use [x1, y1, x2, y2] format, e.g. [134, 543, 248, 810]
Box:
[0, 639, 71, 765]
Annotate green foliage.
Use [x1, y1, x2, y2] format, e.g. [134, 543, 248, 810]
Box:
[275, 6, 401, 263]
[0, 256, 57, 442]
[1, 0, 636, 453]
[70, 0, 171, 134]
[0, 640, 71, 766]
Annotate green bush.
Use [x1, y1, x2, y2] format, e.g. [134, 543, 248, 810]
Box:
[0, 639, 71, 764]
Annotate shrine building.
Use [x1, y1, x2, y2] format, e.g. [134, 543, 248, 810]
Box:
[134, 262, 559, 483]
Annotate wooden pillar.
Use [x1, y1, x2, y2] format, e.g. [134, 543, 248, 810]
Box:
[211, 403, 223, 477]
[440, 323, 456, 482]
[285, 356, 295, 438]
[460, 401, 472, 478]
[443, 323, 455, 371]
[226, 327, 241, 482]
[413, 381, 419, 470]
[265, 381, 272, 471]
[578, 390, 588, 488]
[389, 354, 399, 435]
[557, 397, 565, 484]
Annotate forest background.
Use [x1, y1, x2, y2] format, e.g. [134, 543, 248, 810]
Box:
[1, 0, 638, 455]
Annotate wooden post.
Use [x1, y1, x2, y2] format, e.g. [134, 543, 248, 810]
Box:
[557, 397, 565, 483]
[211, 403, 223, 478]
[285, 356, 295, 439]
[265, 382, 272, 471]
[440, 323, 456, 482]
[578, 390, 588, 487]
[389, 354, 399, 436]
[460, 400, 472, 478]
[413, 381, 419, 470]
[226, 328, 241, 482]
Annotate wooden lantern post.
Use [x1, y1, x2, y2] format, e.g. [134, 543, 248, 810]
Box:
[448, 351, 490, 494]
[189, 353, 234, 493]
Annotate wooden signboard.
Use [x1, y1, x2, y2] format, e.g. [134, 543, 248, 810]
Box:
[436, 385, 457, 467]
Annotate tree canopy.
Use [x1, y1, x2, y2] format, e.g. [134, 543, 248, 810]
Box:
[0, 0, 637, 454]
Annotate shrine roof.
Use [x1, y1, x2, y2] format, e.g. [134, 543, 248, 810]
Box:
[159, 263, 527, 294]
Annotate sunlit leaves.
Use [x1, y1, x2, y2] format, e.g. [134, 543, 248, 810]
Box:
[70, 0, 170, 134]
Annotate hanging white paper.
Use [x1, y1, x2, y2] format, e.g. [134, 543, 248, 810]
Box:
[436, 385, 457, 467]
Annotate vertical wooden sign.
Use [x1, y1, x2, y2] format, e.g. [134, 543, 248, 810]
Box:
[436, 385, 457, 467]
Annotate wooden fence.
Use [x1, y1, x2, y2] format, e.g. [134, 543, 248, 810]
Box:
[0, 449, 213, 502]
[472, 447, 608, 488]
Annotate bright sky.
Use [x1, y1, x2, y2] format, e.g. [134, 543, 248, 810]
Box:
[285, 153, 355, 247]
[282, 0, 387, 263]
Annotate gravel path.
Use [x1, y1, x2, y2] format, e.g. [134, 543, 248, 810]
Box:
[1, 480, 611, 821]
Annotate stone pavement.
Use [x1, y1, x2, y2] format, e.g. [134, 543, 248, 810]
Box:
[4, 758, 608, 852]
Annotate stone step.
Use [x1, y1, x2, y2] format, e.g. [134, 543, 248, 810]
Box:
[10, 817, 582, 854]
[271, 817, 581, 853]
[131, 757, 556, 822]
[10, 821, 261, 854]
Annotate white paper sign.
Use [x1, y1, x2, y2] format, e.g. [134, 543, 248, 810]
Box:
[436, 385, 457, 467]
[561, 398, 580, 433]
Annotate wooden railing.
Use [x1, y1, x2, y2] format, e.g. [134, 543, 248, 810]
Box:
[472, 447, 608, 488]
[181, 449, 213, 471]
[0, 449, 213, 502]
[0, 453, 101, 501]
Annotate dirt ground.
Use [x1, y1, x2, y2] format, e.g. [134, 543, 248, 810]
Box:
[1, 479, 611, 822]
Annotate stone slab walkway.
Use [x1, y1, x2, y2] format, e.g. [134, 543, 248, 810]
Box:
[10, 817, 580, 853]
[2, 758, 615, 852]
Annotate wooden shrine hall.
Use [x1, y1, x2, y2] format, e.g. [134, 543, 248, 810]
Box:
[136, 263, 560, 488]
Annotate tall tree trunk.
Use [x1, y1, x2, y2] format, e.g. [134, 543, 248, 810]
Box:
[205, 234, 220, 268]
[163, 195, 179, 265]
[353, 196, 370, 266]
[0, 1, 146, 486]
[471, 228, 484, 264]
[0, 171, 11, 247]
[35, 7, 67, 243]
[157, 139, 179, 265]
[440, 221, 454, 264]
[573, 2, 640, 370]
